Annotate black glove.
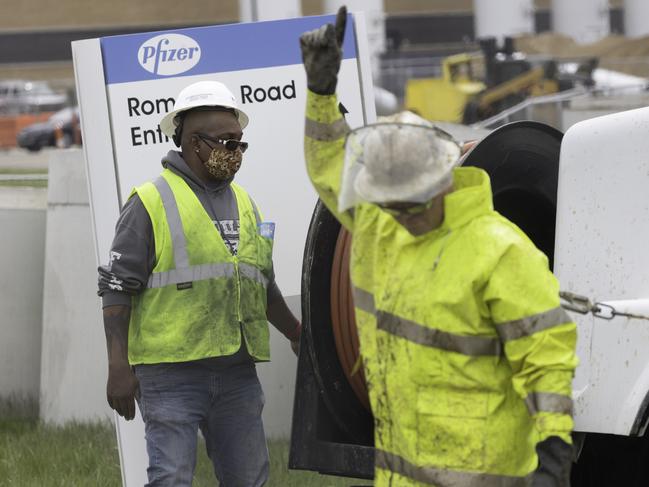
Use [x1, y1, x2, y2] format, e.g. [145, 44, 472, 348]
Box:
[532, 436, 574, 487]
[299, 6, 347, 95]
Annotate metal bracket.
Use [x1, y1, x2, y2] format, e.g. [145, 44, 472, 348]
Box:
[560, 292, 649, 321]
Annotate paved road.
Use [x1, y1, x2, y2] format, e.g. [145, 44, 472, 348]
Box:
[0, 186, 47, 209]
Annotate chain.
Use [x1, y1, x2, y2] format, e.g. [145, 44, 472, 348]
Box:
[560, 291, 649, 321]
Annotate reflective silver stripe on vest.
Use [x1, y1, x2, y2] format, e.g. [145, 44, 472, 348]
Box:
[352, 286, 375, 314]
[524, 392, 573, 416]
[376, 311, 502, 357]
[239, 262, 269, 288]
[153, 176, 189, 269]
[247, 193, 261, 225]
[376, 449, 532, 487]
[305, 117, 349, 141]
[495, 307, 572, 342]
[148, 263, 235, 288]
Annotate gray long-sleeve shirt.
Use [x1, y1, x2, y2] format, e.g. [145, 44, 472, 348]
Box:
[98, 150, 282, 365]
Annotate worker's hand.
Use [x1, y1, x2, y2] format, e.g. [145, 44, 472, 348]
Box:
[532, 436, 573, 487]
[107, 363, 140, 421]
[299, 6, 347, 95]
[290, 339, 300, 356]
[289, 322, 302, 357]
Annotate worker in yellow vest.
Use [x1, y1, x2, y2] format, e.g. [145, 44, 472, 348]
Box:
[98, 80, 301, 487]
[299, 8, 577, 487]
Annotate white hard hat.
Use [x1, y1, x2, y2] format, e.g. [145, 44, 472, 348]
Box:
[348, 111, 461, 206]
[160, 80, 249, 139]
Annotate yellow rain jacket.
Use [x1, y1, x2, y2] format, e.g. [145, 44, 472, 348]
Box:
[304, 91, 578, 486]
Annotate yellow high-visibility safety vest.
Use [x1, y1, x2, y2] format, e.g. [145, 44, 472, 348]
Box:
[128, 168, 273, 365]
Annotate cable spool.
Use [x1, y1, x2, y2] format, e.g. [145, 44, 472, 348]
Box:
[330, 228, 370, 411]
[302, 201, 373, 445]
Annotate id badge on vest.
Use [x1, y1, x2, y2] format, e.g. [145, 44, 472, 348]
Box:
[258, 222, 275, 240]
[258, 222, 275, 271]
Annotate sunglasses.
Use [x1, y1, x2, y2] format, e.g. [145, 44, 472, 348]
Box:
[195, 133, 249, 153]
[378, 199, 434, 217]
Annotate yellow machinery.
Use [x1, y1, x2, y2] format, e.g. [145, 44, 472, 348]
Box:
[405, 53, 485, 123]
[405, 51, 560, 124]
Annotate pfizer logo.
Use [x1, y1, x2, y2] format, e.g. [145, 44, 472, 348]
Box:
[138, 34, 201, 76]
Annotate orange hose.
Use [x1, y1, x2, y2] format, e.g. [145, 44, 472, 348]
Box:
[330, 229, 370, 411]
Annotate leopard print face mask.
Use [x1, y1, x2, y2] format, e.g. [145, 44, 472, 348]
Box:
[203, 147, 243, 180]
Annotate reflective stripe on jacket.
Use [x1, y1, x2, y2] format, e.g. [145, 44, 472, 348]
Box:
[128, 168, 272, 364]
[304, 91, 578, 486]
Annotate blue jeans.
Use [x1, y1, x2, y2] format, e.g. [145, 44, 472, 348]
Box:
[135, 361, 269, 487]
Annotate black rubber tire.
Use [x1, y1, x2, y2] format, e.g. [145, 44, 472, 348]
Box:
[462, 120, 563, 266]
[301, 200, 374, 445]
[571, 433, 649, 486]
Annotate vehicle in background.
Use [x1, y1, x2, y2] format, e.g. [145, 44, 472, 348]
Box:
[16, 106, 81, 152]
[0, 79, 68, 115]
[404, 37, 596, 124]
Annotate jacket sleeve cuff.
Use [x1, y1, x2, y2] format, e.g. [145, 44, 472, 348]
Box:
[306, 90, 341, 124]
[535, 412, 574, 445]
[101, 291, 132, 308]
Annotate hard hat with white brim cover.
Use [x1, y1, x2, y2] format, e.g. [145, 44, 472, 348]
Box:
[338, 111, 461, 211]
[160, 80, 249, 139]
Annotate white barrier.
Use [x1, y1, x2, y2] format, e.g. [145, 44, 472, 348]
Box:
[39, 149, 111, 424]
[0, 188, 46, 403]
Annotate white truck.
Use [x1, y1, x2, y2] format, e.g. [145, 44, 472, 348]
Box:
[555, 106, 649, 485]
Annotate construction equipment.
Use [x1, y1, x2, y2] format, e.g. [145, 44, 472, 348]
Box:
[405, 52, 486, 123]
[404, 37, 590, 125]
[461, 63, 559, 124]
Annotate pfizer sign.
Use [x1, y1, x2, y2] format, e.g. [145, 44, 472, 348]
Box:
[138, 34, 201, 76]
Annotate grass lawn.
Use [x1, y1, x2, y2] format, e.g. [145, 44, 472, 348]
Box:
[0, 180, 48, 187]
[0, 168, 48, 187]
[0, 400, 357, 487]
[0, 168, 48, 175]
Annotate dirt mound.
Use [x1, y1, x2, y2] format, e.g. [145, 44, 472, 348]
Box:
[515, 33, 649, 78]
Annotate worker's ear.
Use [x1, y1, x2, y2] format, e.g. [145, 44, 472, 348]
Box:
[172, 132, 181, 148]
[172, 117, 184, 148]
[187, 134, 200, 155]
[461, 140, 477, 155]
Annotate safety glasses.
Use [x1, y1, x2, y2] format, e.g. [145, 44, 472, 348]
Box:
[378, 199, 434, 217]
[195, 133, 249, 153]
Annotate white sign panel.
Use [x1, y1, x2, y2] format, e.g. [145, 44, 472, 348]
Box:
[73, 14, 375, 486]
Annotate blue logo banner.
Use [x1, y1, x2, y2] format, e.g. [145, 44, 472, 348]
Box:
[101, 15, 357, 85]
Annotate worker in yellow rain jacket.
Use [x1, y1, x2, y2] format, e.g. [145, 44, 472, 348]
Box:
[299, 7, 578, 487]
